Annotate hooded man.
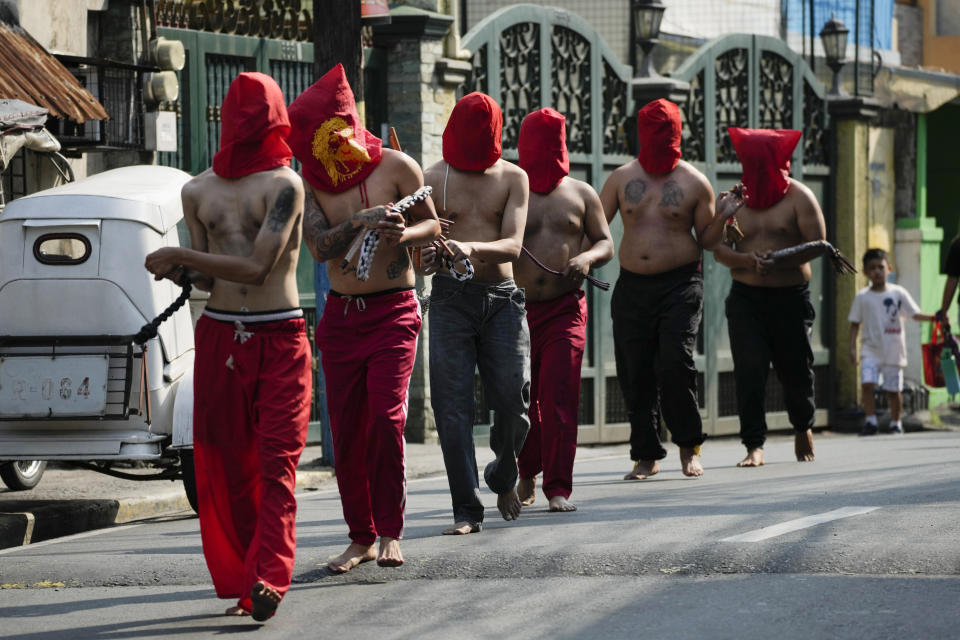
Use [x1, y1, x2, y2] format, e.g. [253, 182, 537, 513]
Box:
[599, 98, 737, 481]
[144, 72, 310, 622]
[513, 108, 614, 512]
[287, 63, 440, 573]
[713, 127, 825, 467]
[421, 91, 531, 534]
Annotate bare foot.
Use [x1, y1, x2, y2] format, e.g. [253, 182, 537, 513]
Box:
[250, 581, 280, 622]
[377, 537, 404, 567]
[736, 448, 764, 467]
[518, 476, 536, 506]
[795, 429, 815, 461]
[442, 521, 482, 535]
[548, 495, 577, 512]
[497, 487, 522, 521]
[224, 606, 249, 616]
[623, 460, 660, 480]
[326, 542, 375, 574]
[680, 447, 704, 477]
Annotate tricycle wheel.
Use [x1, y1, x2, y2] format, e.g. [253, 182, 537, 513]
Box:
[0, 460, 47, 490]
[180, 449, 199, 514]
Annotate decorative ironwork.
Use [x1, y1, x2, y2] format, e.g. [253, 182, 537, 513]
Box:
[552, 26, 591, 154]
[156, 0, 312, 42]
[715, 48, 749, 163]
[682, 70, 705, 162]
[601, 59, 628, 155]
[803, 80, 828, 166]
[758, 50, 793, 130]
[499, 22, 540, 150]
[469, 45, 488, 95]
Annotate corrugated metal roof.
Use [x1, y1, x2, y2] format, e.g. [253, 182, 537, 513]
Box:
[0, 20, 108, 124]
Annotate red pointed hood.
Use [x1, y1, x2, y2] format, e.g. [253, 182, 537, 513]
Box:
[518, 108, 569, 194]
[287, 63, 382, 193]
[728, 127, 802, 209]
[212, 72, 292, 179]
[442, 92, 502, 172]
[636, 98, 682, 174]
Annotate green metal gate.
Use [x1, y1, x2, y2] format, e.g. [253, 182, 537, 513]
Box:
[461, 6, 833, 442]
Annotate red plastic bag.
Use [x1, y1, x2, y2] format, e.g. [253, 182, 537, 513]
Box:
[923, 322, 946, 387]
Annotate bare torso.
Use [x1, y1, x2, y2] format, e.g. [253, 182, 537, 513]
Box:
[515, 178, 587, 301]
[605, 160, 710, 274]
[186, 167, 301, 311]
[312, 150, 420, 295]
[424, 159, 527, 283]
[728, 181, 818, 287]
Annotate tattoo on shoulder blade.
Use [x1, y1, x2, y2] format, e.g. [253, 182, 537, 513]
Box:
[266, 186, 296, 232]
[659, 179, 683, 207]
[625, 179, 647, 204]
[386, 250, 410, 280]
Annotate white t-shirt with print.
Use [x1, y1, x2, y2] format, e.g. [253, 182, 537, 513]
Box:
[848, 283, 922, 367]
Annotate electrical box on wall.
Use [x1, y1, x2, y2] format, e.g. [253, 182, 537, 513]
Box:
[144, 111, 177, 152]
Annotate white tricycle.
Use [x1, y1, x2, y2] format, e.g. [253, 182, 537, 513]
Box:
[0, 165, 198, 509]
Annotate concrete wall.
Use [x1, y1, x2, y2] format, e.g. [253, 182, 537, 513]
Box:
[896, 2, 923, 67]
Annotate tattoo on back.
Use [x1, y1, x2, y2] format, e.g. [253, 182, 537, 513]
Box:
[659, 179, 683, 207]
[266, 186, 296, 232]
[625, 178, 647, 204]
[386, 250, 410, 280]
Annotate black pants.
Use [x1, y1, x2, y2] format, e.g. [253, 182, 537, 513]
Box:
[612, 264, 705, 461]
[725, 281, 816, 450]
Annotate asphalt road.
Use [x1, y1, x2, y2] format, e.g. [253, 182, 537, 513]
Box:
[2, 430, 959, 639]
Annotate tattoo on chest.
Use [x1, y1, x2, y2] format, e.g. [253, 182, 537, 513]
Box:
[266, 186, 296, 232]
[625, 179, 647, 204]
[659, 179, 683, 207]
[386, 250, 410, 280]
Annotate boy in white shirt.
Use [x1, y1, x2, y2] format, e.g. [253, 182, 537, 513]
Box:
[849, 249, 934, 435]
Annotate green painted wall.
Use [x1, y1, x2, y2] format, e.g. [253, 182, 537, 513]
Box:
[927, 105, 960, 265]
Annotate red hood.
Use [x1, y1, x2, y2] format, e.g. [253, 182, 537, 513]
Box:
[212, 72, 291, 179]
[442, 92, 502, 172]
[518, 107, 569, 194]
[728, 127, 802, 209]
[637, 98, 682, 174]
[287, 63, 382, 193]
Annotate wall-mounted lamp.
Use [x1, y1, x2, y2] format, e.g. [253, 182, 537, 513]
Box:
[632, 0, 666, 79]
[820, 13, 850, 97]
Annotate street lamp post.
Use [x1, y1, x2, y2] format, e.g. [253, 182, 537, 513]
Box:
[632, 0, 666, 79]
[820, 14, 850, 98]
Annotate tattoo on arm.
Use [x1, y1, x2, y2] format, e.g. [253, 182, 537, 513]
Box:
[659, 179, 683, 207]
[302, 189, 364, 261]
[266, 186, 296, 232]
[386, 249, 410, 280]
[625, 178, 647, 203]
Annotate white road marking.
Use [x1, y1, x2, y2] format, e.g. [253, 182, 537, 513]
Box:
[722, 506, 879, 542]
[0, 523, 143, 555]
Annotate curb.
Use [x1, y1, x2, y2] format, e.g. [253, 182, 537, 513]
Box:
[0, 468, 334, 551]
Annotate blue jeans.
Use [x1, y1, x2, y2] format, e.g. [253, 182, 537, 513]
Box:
[429, 275, 531, 525]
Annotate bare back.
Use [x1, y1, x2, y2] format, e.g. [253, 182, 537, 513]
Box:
[727, 179, 826, 287]
[312, 149, 430, 295]
[600, 159, 714, 274]
[184, 167, 302, 311]
[424, 159, 528, 283]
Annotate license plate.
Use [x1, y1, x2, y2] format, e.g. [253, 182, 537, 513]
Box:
[0, 355, 110, 417]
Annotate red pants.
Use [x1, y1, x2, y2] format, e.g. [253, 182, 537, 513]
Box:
[518, 290, 587, 499]
[193, 314, 311, 611]
[316, 289, 421, 546]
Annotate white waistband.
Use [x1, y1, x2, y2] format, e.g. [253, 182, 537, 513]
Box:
[203, 308, 304, 323]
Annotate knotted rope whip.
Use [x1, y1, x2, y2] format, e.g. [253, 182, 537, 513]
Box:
[340, 186, 434, 281]
[133, 275, 193, 346]
[767, 240, 857, 274]
[520, 246, 610, 290]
